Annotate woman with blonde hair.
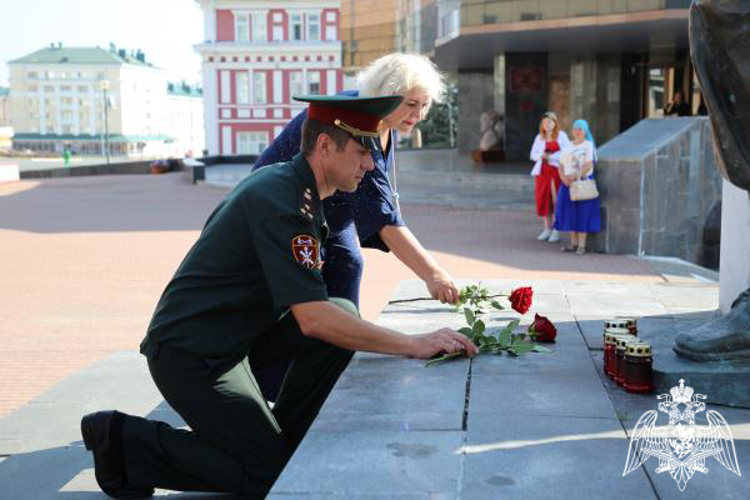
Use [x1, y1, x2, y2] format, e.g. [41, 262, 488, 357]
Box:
[252, 53, 459, 399]
[529, 111, 570, 242]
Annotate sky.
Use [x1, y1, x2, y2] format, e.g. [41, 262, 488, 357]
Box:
[0, 0, 205, 87]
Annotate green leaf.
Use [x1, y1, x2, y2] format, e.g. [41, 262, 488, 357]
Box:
[531, 345, 553, 354]
[509, 343, 536, 356]
[497, 328, 512, 348]
[506, 319, 521, 331]
[458, 327, 473, 337]
[464, 307, 476, 326]
[490, 300, 505, 310]
[472, 319, 486, 336]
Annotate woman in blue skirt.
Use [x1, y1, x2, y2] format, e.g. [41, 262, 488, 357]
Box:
[554, 119, 601, 255]
[253, 53, 460, 400]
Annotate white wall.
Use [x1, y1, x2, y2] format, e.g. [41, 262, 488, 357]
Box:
[719, 179, 750, 313]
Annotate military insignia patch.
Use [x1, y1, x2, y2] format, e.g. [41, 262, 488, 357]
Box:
[292, 234, 319, 269]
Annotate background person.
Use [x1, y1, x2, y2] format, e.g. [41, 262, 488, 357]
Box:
[555, 119, 601, 255]
[529, 111, 570, 243]
[664, 90, 691, 116]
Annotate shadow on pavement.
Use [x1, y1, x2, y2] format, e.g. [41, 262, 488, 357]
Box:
[0, 174, 225, 234]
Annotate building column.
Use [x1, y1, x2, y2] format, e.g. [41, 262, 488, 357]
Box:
[719, 182, 750, 313]
[493, 53, 506, 150]
[203, 63, 219, 156]
[456, 71, 494, 153]
[569, 54, 621, 145]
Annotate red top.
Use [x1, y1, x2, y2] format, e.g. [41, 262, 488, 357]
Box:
[544, 140, 560, 163]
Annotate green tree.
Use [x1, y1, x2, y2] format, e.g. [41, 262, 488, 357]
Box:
[417, 81, 458, 148]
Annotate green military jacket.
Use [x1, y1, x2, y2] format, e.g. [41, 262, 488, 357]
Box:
[141, 154, 329, 369]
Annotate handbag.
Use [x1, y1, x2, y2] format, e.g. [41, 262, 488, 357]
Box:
[569, 176, 599, 201]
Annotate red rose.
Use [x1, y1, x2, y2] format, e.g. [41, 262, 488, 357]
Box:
[528, 313, 557, 342]
[509, 287, 533, 315]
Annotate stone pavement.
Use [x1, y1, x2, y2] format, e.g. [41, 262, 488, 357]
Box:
[269, 279, 748, 499]
[0, 170, 745, 498]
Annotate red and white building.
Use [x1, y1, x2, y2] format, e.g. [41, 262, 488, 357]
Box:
[194, 0, 343, 156]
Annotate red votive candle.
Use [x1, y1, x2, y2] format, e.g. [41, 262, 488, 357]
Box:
[623, 341, 653, 393]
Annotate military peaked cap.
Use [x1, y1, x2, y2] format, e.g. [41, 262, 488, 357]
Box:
[294, 94, 404, 151]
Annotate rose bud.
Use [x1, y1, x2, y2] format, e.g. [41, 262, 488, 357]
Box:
[528, 313, 556, 342]
[509, 287, 533, 315]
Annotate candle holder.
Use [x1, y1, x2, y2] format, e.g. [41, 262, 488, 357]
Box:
[623, 340, 653, 393]
[605, 318, 638, 336]
[613, 335, 631, 386]
[603, 333, 616, 378]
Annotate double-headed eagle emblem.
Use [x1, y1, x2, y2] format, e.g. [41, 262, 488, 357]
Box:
[623, 379, 741, 491]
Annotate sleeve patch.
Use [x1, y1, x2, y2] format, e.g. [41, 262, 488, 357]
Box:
[292, 234, 320, 269]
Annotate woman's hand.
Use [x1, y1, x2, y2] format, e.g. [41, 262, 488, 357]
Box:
[426, 269, 460, 305]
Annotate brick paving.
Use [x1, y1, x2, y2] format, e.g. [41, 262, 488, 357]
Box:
[0, 172, 662, 417]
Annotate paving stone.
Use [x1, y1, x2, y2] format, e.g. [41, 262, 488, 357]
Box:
[469, 357, 616, 419]
[313, 354, 468, 431]
[461, 415, 656, 500]
[272, 430, 464, 497]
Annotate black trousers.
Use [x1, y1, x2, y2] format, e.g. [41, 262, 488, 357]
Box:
[120, 299, 356, 497]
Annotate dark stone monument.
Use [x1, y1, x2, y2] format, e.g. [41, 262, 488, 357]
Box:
[654, 1, 750, 407]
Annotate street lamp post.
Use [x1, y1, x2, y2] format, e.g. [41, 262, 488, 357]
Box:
[99, 79, 110, 166]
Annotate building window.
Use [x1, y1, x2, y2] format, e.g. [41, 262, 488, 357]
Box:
[253, 72, 267, 104]
[272, 25, 283, 41]
[27, 71, 38, 79]
[43, 85, 55, 93]
[61, 97, 74, 105]
[27, 85, 38, 92]
[290, 14, 303, 41]
[61, 125, 73, 134]
[236, 72, 249, 104]
[220, 71, 231, 104]
[60, 85, 72, 92]
[308, 72, 320, 95]
[236, 13, 250, 42]
[307, 13, 320, 41]
[46, 70, 55, 79]
[326, 25, 337, 41]
[252, 12, 267, 42]
[326, 11, 336, 22]
[61, 110, 74, 119]
[77, 85, 88, 92]
[290, 71, 303, 99]
[236, 131, 269, 155]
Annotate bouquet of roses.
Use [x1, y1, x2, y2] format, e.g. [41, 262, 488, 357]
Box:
[426, 284, 556, 366]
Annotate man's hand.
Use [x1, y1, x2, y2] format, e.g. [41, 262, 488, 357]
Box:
[407, 328, 479, 359]
[426, 269, 460, 305]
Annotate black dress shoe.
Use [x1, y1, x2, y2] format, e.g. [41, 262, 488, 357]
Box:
[81, 411, 154, 499]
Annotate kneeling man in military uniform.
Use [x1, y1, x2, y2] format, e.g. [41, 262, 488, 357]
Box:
[80, 95, 477, 499]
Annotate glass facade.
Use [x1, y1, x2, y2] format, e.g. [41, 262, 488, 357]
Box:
[460, 0, 691, 27]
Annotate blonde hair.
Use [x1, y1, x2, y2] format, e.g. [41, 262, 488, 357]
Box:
[356, 53, 446, 109]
